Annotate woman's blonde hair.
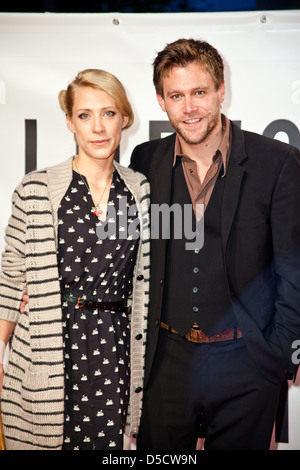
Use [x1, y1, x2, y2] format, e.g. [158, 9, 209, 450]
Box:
[58, 69, 134, 129]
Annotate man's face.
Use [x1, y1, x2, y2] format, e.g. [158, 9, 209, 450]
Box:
[157, 62, 225, 150]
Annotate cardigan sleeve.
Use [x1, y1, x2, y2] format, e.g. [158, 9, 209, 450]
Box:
[0, 181, 27, 323]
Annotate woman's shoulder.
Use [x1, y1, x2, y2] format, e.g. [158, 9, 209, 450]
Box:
[19, 157, 73, 192]
[114, 161, 148, 186]
[21, 157, 72, 183]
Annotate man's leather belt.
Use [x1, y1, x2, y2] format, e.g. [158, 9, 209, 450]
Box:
[161, 322, 242, 343]
[63, 293, 131, 314]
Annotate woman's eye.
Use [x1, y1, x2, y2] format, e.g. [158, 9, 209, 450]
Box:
[104, 110, 116, 117]
[78, 113, 89, 119]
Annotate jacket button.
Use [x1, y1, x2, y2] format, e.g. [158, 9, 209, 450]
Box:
[133, 433, 138, 438]
[135, 386, 142, 393]
[135, 333, 143, 340]
[137, 274, 144, 281]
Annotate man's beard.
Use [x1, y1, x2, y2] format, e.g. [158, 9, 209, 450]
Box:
[168, 105, 221, 146]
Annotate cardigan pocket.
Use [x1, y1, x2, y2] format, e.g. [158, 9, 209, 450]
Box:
[20, 367, 50, 423]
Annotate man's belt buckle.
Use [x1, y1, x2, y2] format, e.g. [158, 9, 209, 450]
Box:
[186, 328, 208, 343]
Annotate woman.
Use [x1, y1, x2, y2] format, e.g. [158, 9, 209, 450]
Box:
[0, 69, 150, 450]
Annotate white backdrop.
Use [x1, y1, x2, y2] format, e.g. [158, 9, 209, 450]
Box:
[0, 10, 300, 450]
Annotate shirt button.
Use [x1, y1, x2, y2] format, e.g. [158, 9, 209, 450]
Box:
[193, 287, 198, 293]
[135, 333, 143, 340]
[193, 267, 199, 274]
[194, 248, 200, 254]
[135, 386, 143, 393]
[193, 306, 199, 312]
[137, 274, 144, 281]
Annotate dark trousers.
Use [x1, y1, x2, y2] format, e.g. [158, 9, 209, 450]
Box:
[137, 328, 282, 450]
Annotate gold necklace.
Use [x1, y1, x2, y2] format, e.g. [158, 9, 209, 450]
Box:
[74, 159, 113, 218]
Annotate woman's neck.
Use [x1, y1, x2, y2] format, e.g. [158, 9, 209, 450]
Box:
[73, 155, 114, 187]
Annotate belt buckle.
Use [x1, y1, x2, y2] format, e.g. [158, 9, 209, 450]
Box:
[187, 328, 208, 343]
[195, 329, 207, 342]
[77, 297, 85, 308]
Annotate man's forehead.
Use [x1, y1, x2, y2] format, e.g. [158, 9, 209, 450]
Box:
[162, 63, 213, 88]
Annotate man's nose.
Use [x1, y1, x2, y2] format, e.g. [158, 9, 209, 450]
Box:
[183, 95, 198, 113]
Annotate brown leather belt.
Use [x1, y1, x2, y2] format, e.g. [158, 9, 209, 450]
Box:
[161, 322, 242, 343]
[63, 293, 131, 314]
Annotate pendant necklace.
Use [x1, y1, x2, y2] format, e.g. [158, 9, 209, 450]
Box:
[74, 159, 113, 219]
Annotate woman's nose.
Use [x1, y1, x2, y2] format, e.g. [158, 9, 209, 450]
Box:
[93, 116, 105, 133]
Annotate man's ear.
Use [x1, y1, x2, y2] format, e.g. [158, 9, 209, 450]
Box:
[156, 93, 166, 113]
[218, 81, 225, 104]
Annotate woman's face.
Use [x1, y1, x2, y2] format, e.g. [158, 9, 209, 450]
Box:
[67, 85, 129, 162]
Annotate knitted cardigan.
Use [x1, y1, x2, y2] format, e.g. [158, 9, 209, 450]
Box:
[0, 157, 150, 450]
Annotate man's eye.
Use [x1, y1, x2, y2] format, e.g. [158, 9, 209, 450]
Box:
[171, 94, 181, 100]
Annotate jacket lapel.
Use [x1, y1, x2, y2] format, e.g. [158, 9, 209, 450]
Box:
[148, 134, 175, 309]
[149, 133, 175, 207]
[221, 123, 247, 252]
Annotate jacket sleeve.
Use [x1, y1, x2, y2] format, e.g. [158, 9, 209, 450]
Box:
[269, 145, 300, 378]
[0, 181, 27, 323]
[129, 145, 143, 172]
[130, 142, 153, 178]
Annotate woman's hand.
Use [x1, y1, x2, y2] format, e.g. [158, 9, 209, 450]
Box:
[0, 320, 16, 395]
[20, 290, 29, 313]
[0, 340, 6, 396]
[0, 363, 4, 395]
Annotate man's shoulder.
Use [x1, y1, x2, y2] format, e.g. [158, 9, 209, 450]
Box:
[133, 132, 176, 154]
[232, 122, 300, 160]
[130, 133, 176, 174]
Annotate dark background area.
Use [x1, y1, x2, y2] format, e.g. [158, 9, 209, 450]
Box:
[1, 0, 300, 13]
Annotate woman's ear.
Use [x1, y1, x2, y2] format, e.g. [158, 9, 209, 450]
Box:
[66, 115, 75, 134]
[122, 115, 129, 129]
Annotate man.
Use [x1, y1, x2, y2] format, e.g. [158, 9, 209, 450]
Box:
[130, 38, 300, 450]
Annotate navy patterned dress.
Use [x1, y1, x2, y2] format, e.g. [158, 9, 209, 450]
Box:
[57, 169, 139, 450]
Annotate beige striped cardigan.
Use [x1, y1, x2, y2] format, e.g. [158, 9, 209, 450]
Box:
[0, 157, 150, 450]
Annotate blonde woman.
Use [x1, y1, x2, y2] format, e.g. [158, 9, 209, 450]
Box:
[0, 69, 150, 450]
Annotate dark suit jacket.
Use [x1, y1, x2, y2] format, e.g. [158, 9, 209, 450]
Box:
[130, 121, 300, 386]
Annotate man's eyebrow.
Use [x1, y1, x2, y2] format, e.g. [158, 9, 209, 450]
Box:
[167, 86, 209, 95]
